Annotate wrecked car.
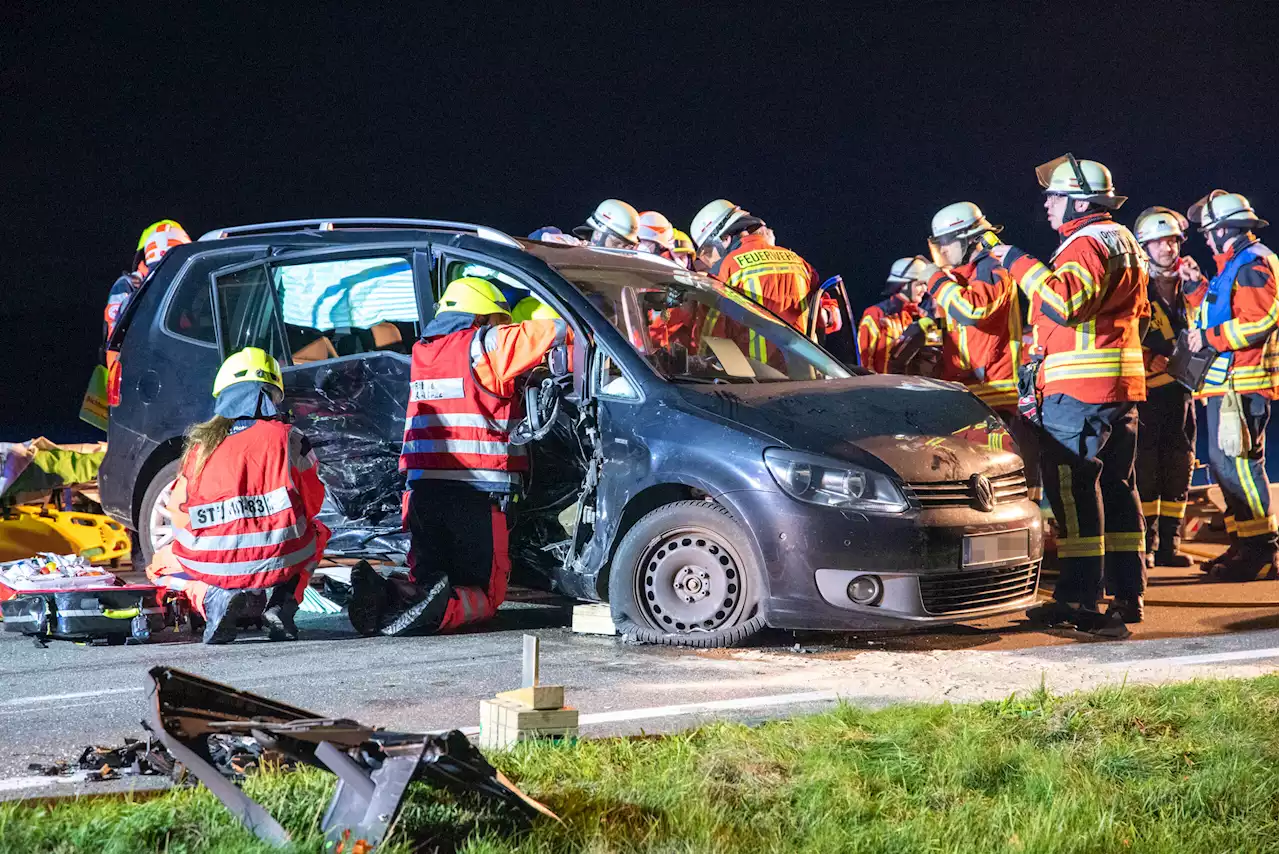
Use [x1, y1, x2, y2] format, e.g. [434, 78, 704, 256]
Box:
[100, 218, 1042, 647]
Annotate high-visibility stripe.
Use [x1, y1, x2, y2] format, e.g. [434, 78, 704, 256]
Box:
[177, 537, 317, 576]
[1236, 457, 1266, 519]
[188, 487, 292, 531]
[1058, 464, 1080, 542]
[1059, 535, 1105, 558]
[402, 439, 524, 457]
[1158, 500, 1187, 519]
[1237, 516, 1279, 537]
[1225, 515, 1237, 535]
[1141, 500, 1160, 516]
[405, 468, 522, 485]
[174, 520, 307, 552]
[1104, 531, 1145, 553]
[405, 414, 518, 431]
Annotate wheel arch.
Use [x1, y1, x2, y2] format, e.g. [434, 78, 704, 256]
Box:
[131, 437, 185, 529]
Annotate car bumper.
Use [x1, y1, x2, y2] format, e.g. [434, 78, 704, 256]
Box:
[717, 488, 1044, 631]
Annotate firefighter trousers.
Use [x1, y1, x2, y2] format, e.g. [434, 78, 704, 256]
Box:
[1039, 394, 1145, 604]
[406, 480, 512, 632]
[1204, 393, 1277, 553]
[1136, 384, 1195, 556]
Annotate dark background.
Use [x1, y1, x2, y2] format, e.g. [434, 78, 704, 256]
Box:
[3, 2, 1275, 440]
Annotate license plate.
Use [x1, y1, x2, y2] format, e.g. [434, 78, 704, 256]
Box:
[963, 530, 1029, 567]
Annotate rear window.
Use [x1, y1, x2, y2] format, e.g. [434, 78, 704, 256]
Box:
[163, 251, 260, 345]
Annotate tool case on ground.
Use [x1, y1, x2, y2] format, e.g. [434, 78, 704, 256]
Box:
[1, 584, 167, 643]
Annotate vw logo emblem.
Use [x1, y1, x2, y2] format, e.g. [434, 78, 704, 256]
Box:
[970, 473, 995, 512]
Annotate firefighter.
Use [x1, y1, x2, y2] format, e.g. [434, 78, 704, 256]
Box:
[858, 257, 929, 373]
[349, 277, 569, 636]
[670, 228, 697, 270]
[150, 347, 329, 644]
[990, 154, 1149, 636]
[104, 220, 190, 343]
[1182, 191, 1278, 581]
[572, 199, 641, 248]
[1133, 206, 1197, 568]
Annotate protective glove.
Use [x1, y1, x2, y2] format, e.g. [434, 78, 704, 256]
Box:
[1218, 389, 1252, 457]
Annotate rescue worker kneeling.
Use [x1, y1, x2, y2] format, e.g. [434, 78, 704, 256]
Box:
[147, 348, 329, 644]
[349, 277, 569, 637]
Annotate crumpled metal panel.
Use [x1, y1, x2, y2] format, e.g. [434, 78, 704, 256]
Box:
[284, 353, 411, 558]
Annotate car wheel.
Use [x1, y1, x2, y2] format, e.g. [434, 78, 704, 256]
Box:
[137, 459, 181, 569]
[608, 500, 766, 648]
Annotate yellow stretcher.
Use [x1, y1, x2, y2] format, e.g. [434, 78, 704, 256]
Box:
[0, 505, 131, 566]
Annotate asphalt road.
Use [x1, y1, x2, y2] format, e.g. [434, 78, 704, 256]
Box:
[0, 559, 1275, 799]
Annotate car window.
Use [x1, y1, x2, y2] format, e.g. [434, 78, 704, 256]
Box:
[213, 264, 289, 363]
[164, 262, 218, 344]
[595, 350, 639, 400]
[442, 259, 531, 309]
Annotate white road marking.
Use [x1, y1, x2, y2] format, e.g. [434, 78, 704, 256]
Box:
[0, 687, 142, 707]
[1110, 647, 1280, 668]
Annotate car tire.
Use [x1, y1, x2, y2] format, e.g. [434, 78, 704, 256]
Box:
[137, 459, 181, 570]
[608, 500, 766, 648]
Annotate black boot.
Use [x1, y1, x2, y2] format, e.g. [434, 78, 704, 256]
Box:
[1106, 596, 1144, 623]
[1155, 516, 1193, 567]
[1071, 605, 1131, 638]
[264, 584, 300, 641]
[1199, 543, 1239, 575]
[1025, 599, 1081, 628]
[202, 587, 246, 645]
[378, 574, 452, 637]
[1205, 547, 1279, 582]
[348, 561, 390, 637]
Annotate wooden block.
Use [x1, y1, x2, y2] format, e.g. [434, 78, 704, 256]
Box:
[479, 698, 579, 749]
[497, 685, 565, 710]
[572, 603, 618, 636]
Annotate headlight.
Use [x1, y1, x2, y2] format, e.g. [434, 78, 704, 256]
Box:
[763, 449, 908, 513]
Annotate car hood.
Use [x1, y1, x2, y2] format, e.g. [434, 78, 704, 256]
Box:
[675, 375, 1023, 483]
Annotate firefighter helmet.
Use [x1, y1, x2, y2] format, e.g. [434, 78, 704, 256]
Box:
[510, 296, 561, 323]
[886, 256, 931, 285]
[1188, 190, 1269, 231]
[213, 347, 284, 398]
[929, 202, 1003, 243]
[670, 228, 696, 256]
[691, 199, 749, 248]
[437, 276, 511, 318]
[138, 220, 191, 267]
[572, 199, 640, 244]
[1134, 206, 1189, 244]
[1035, 154, 1127, 209]
[637, 211, 676, 249]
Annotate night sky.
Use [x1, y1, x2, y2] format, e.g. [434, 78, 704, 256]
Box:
[3, 2, 1276, 439]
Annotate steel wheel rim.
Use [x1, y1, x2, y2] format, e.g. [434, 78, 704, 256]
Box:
[150, 480, 176, 551]
[635, 526, 745, 633]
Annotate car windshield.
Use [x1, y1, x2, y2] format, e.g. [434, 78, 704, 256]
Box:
[558, 264, 851, 384]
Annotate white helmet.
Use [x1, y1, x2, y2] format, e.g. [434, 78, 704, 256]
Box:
[573, 199, 640, 244]
[887, 256, 931, 285]
[930, 201, 1002, 243]
[1188, 190, 1269, 231]
[691, 199, 748, 248]
[637, 210, 676, 249]
[1134, 206, 1189, 244]
[1035, 153, 1126, 209]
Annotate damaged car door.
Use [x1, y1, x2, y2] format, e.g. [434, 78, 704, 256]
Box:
[208, 244, 435, 558]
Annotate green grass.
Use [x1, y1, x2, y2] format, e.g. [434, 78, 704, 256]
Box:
[2, 676, 1275, 853]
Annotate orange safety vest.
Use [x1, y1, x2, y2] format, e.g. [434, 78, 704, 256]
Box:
[858, 295, 923, 373]
[172, 421, 326, 590]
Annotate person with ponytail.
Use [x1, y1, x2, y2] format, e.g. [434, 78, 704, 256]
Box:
[146, 347, 329, 643]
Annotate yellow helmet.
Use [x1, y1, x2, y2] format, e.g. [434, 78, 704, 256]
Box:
[510, 296, 561, 323]
[213, 347, 284, 398]
[671, 228, 696, 256]
[137, 219, 185, 251]
[438, 276, 511, 318]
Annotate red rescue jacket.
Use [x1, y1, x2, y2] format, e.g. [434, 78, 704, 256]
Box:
[926, 251, 1022, 411]
[1005, 213, 1150, 404]
[711, 233, 818, 333]
[858, 294, 923, 373]
[172, 420, 328, 591]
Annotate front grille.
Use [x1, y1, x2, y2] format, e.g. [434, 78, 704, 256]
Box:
[908, 469, 1029, 509]
[918, 561, 1040, 615]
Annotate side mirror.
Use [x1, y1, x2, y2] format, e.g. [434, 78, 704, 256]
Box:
[549, 344, 570, 377]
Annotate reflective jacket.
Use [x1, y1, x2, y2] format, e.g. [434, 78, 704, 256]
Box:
[400, 319, 564, 491]
[710, 233, 817, 338]
[104, 272, 141, 342]
[1141, 272, 1190, 392]
[1184, 237, 1278, 399]
[858, 294, 923, 373]
[926, 250, 1022, 411]
[1005, 213, 1150, 403]
[172, 420, 328, 591]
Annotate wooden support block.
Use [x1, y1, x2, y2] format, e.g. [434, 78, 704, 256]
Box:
[479, 698, 580, 749]
[496, 685, 565, 710]
[572, 603, 617, 636]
